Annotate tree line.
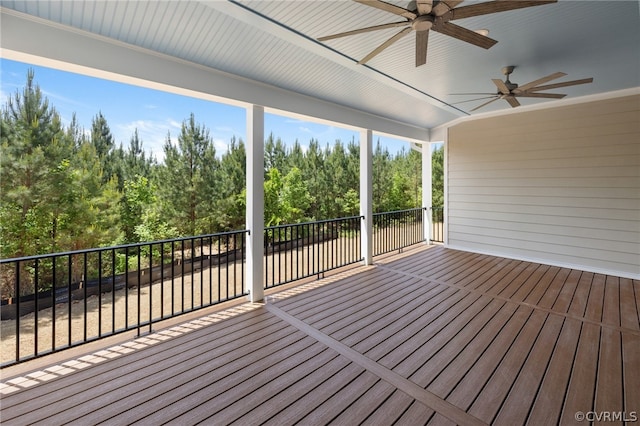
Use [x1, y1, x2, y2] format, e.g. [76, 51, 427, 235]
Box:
[1, 70, 443, 261]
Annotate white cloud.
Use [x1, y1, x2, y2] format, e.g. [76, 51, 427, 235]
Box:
[213, 138, 229, 155]
[115, 118, 181, 163]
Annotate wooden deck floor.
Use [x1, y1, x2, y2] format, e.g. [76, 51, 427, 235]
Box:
[1, 245, 639, 425]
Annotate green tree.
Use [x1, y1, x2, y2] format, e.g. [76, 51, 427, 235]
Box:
[264, 167, 284, 227]
[216, 137, 246, 231]
[156, 113, 219, 236]
[372, 139, 393, 212]
[432, 144, 444, 207]
[123, 129, 154, 182]
[300, 139, 325, 220]
[90, 111, 123, 186]
[264, 167, 312, 227]
[280, 167, 313, 224]
[264, 132, 287, 174]
[121, 175, 155, 243]
[0, 69, 72, 259]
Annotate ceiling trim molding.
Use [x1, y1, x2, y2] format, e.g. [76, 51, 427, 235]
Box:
[0, 7, 430, 142]
[429, 87, 640, 142]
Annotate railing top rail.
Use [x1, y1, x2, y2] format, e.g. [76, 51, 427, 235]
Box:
[0, 229, 250, 264]
[265, 215, 364, 231]
[373, 207, 426, 217]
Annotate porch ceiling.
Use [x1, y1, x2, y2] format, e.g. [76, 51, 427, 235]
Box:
[1, 0, 639, 134]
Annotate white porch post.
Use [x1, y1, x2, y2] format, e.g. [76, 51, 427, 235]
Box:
[422, 142, 433, 244]
[246, 104, 264, 302]
[360, 129, 373, 265]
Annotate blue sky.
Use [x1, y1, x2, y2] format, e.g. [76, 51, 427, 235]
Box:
[0, 58, 413, 162]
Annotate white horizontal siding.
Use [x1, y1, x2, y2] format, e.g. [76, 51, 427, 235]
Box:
[446, 94, 640, 279]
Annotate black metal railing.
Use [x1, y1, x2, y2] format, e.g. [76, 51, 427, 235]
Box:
[431, 206, 444, 243]
[373, 208, 425, 256]
[0, 230, 247, 367]
[0, 207, 442, 367]
[264, 216, 363, 288]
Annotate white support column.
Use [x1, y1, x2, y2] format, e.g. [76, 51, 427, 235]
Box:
[360, 129, 373, 265]
[246, 105, 264, 302]
[422, 142, 433, 244]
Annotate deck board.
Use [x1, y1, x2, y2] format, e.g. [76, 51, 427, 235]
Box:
[2, 244, 637, 425]
[619, 278, 640, 330]
[527, 317, 582, 425]
[560, 322, 601, 424]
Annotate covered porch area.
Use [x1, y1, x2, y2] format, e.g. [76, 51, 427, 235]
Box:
[2, 244, 638, 425]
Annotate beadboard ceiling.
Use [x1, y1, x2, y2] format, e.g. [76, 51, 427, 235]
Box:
[1, 0, 638, 135]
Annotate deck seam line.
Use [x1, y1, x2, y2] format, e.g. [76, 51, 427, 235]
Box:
[375, 264, 640, 337]
[264, 302, 488, 426]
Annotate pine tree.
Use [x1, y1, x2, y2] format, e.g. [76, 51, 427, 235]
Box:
[124, 129, 153, 181]
[0, 69, 72, 259]
[372, 139, 393, 212]
[90, 111, 122, 186]
[432, 144, 444, 207]
[264, 132, 287, 174]
[156, 113, 219, 236]
[216, 137, 246, 231]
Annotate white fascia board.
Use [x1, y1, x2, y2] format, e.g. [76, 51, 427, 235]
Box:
[0, 8, 429, 142]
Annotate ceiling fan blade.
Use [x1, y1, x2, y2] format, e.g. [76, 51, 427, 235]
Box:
[516, 92, 566, 99]
[449, 92, 496, 95]
[434, 22, 498, 49]
[529, 78, 594, 92]
[318, 21, 410, 41]
[470, 96, 501, 112]
[358, 27, 413, 65]
[433, 0, 465, 17]
[415, 30, 429, 66]
[492, 78, 511, 95]
[514, 72, 567, 92]
[451, 0, 557, 20]
[354, 0, 417, 19]
[417, 0, 434, 15]
[451, 95, 500, 105]
[505, 95, 521, 108]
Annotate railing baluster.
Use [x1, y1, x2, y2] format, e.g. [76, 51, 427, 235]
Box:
[111, 249, 115, 334]
[208, 237, 213, 304]
[15, 262, 20, 362]
[160, 243, 165, 319]
[217, 237, 221, 301]
[137, 248, 141, 336]
[171, 241, 175, 317]
[52, 256, 56, 351]
[69, 254, 73, 346]
[83, 252, 87, 341]
[149, 244, 153, 331]
[224, 234, 231, 300]
[125, 247, 129, 330]
[34, 259, 39, 357]
[200, 237, 204, 307]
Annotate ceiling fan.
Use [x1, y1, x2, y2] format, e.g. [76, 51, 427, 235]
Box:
[318, 0, 557, 67]
[451, 66, 594, 111]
